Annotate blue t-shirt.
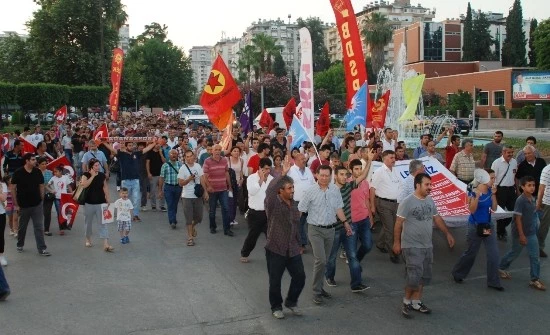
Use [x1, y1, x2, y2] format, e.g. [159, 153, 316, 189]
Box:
[117, 150, 143, 180]
[513, 194, 538, 237]
[468, 189, 492, 224]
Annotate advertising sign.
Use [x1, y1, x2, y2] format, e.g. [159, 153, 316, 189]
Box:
[512, 71, 550, 101]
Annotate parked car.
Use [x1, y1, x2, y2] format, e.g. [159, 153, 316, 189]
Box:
[41, 113, 54, 123]
[330, 114, 345, 127]
[1, 113, 12, 123]
[180, 105, 205, 119]
[453, 119, 470, 135]
[184, 114, 212, 128]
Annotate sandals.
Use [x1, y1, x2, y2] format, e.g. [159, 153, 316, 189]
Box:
[530, 280, 546, 291]
[499, 270, 512, 279]
[187, 239, 195, 246]
[103, 246, 115, 253]
[240, 257, 249, 263]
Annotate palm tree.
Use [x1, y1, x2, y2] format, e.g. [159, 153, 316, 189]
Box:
[251, 33, 282, 77]
[361, 13, 393, 78]
[237, 45, 257, 84]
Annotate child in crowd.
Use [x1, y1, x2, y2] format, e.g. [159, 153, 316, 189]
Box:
[3, 175, 17, 238]
[114, 187, 133, 244]
[48, 166, 72, 234]
[499, 176, 545, 291]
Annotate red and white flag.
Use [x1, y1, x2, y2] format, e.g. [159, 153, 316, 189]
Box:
[47, 156, 76, 184]
[93, 124, 109, 143]
[19, 136, 36, 154]
[55, 105, 67, 123]
[60, 193, 79, 227]
[2, 133, 9, 152]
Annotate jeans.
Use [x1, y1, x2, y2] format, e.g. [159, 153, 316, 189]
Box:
[164, 184, 183, 224]
[241, 209, 267, 257]
[0, 265, 9, 296]
[64, 149, 73, 165]
[208, 191, 230, 232]
[149, 176, 165, 208]
[299, 212, 308, 246]
[228, 185, 239, 223]
[121, 179, 140, 217]
[452, 223, 501, 287]
[266, 249, 306, 312]
[0, 214, 5, 253]
[17, 203, 47, 251]
[343, 218, 374, 288]
[308, 225, 335, 295]
[500, 234, 541, 281]
[325, 228, 345, 281]
[84, 204, 109, 239]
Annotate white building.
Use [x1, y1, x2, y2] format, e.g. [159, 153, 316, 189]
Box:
[212, 37, 241, 80]
[0, 31, 28, 42]
[118, 24, 130, 54]
[189, 46, 214, 94]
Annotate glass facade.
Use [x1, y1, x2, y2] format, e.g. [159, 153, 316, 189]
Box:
[424, 22, 443, 61]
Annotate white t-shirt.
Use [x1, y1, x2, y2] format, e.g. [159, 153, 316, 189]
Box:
[178, 163, 203, 198]
[29, 133, 44, 146]
[61, 135, 72, 149]
[0, 183, 7, 214]
[48, 175, 71, 199]
[114, 198, 134, 222]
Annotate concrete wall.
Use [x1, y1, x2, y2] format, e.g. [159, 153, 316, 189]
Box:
[477, 118, 534, 130]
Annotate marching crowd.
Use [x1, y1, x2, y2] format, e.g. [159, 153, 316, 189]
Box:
[0, 115, 548, 320]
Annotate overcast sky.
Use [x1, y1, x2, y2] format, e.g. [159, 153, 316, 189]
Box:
[1, 0, 546, 53]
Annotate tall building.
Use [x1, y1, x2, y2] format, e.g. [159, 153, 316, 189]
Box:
[118, 24, 130, 54]
[324, 0, 435, 65]
[189, 46, 214, 94]
[212, 37, 241, 79]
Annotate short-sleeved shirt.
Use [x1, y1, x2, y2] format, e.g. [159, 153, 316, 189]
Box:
[12, 167, 44, 208]
[397, 194, 439, 248]
[468, 189, 493, 224]
[491, 157, 517, 187]
[445, 145, 459, 169]
[71, 134, 84, 153]
[178, 163, 203, 198]
[371, 163, 402, 200]
[146, 150, 164, 176]
[117, 150, 143, 180]
[298, 183, 344, 226]
[350, 179, 371, 222]
[82, 172, 106, 204]
[337, 181, 359, 225]
[82, 149, 108, 173]
[539, 165, 550, 205]
[483, 142, 503, 168]
[247, 154, 261, 174]
[398, 174, 414, 204]
[114, 198, 133, 222]
[450, 151, 475, 182]
[48, 175, 70, 199]
[203, 156, 229, 192]
[513, 194, 537, 237]
[515, 158, 546, 196]
[160, 161, 182, 185]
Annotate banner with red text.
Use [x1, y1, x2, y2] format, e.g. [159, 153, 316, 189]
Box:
[109, 48, 124, 121]
[330, 0, 368, 109]
[369, 90, 390, 129]
[298, 28, 314, 140]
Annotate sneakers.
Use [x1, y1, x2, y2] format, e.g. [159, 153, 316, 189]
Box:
[312, 295, 323, 304]
[230, 220, 238, 226]
[272, 310, 285, 319]
[44, 231, 53, 236]
[38, 250, 51, 256]
[116, 186, 121, 191]
[339, 250, 347, 259]
[0, 290, 10, 301]
[170, 223, 177, 230]
[412, 302, 431, 314]
[141, 206, 148, 211]
[0, 256, 7, 266]
[160, 206, 167, 212]
[224, 230, 234, 237]
[151, 206, 157, 211]
[9, 230, 15, 236]
[16, 247, 23, 253]
[124, 236, 130, 243]
[529, 280, 546, 291]
[133, 216, 142, 222]
[120, 237, 127, 244]
[320, 289, 332, 299]
[402, 303, 414, 318]
[540, 249, 548, 258]
[351, 284, 370, 293]
[325, 278, 337, 287]
[499, 269, 512, 279]
[284, 305, 303, 316]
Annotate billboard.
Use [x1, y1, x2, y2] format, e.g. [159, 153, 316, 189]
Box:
[512, 71, 550, 101]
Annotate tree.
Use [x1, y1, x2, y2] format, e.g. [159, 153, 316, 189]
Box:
[121, 24, 194, 108]
[0, 34, 34, 83]
[133, 22, 168, 46]
[462, 2, 475, 61]
[361, 13, 393, 77]
[252, 33, 281, 77]
[237, 45, 257, 84]
[529, 19, 538, 67]
[533, 19, 550, 70]
[272, 53, 287, 78]
[365, 57, 378, 84]
[502, 0, 527, 66]
[472, 13, 495, 61]
[296, 17, 331, 72]
[314, 63, 346, 100]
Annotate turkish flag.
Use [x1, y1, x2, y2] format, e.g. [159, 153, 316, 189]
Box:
[316, 102, 331, 137]
[60, 193, 79, 227]
[47, 156, 76, 185]
[19, 136, 36, 154]
[55, 105, 67, 123]
[200, 55, 241, 130]
[2, 133, 9, 152]
[259, 109, 274, 131]
[93, 124, 109, 143]
[282, 97, 296, 129]
[369, 90, 391, 129]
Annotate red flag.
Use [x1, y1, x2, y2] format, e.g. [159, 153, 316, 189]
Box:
[316, 102, 331, 137]
[55, 105, 67, 123]
[220, 112, 235, 152]
[330, 0, 368, 108]
[109, 48, 124, 121]
[93, 124, 109, 143]
[370, 90, 391, 129]
[19, 136, 36, 154]
[282, 97, 297, 129]
[200, 55, 241, 130]
[47, 156, 76, 185]
[2, 133, 9, 152]
[60, 193, 79, 227]
[259, 109, 274, 131]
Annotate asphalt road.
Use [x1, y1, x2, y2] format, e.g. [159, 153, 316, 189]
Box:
[0, 179, 549, 335]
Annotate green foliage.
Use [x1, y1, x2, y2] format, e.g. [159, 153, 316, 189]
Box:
[462, 3, 474, 61]
[237, 45, 257, 84]
[365, 57, 378, 84]
[462, 8, 494, 61]
[0, 82, 18, 105]
[296, 17, 331, 72]
[16, 83, 70, 111]
[69, 86, 110, 107]
[447, 90, 472, 113]
[11, 111, 24, 125]
[533, 19, 550, 70]
[502, 0, 527, 66]
[133, 22, 169, 46]
[0, 34, 34, 83]
[314, 89, 346, 115]
[529, 19, 538, 67]
[314, 63, 346, 99]
[239, 74, 291, 114]
[361, 13, 393, 76]
[272, 53, 287, 78]
[423, 90, 445, 107]
[509, 105, 535, 119]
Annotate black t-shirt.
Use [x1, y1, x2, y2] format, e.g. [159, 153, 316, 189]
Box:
[12, 167, 44, 208]
[72, 134, 83, 153]
[117, 150, 143, 180]
[146, 150, 164, 176]
[83, 172, 106, 204]
[98, 143, 112, 164]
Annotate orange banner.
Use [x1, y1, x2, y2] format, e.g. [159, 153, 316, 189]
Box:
[370, 90, 390, 129]
[330, 0, 368, 108]
[109, 48, 124, 121]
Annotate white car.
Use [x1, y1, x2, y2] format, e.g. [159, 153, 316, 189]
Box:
[184, 114, 211, 128]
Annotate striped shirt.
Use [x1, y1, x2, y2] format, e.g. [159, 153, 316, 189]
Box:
[539, 165, 550, 205]
[449, 150, 475, 182]
[160, 160, 183, 185]
[298, 183, 344, 226]
[337, 181, 359, 225]
[203, 156, 229, 192]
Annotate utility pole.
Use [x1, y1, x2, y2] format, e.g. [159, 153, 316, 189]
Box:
[472, 85, 476, 139]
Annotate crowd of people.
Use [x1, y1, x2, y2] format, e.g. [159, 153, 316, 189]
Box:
[0, 115, 547, 320]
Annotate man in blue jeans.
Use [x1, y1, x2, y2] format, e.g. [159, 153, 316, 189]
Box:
[160, 150, 183, 229]
[0, 266, 10, 301]
[202, 144, 233, 236]
[107, 140, 156, 222]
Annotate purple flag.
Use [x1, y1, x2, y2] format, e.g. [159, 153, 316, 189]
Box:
[239, 91, 252, 134]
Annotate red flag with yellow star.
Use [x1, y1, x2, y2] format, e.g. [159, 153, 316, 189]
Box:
[200, 55, 241, 130]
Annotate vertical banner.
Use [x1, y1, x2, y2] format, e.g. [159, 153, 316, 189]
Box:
[109, 48, 124, 121]
[298, 28, 314, 140]
[370, 90, 390, 129]
[330, 0, 368, 109]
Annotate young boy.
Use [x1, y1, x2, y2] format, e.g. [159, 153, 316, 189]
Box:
[499, 176, 545, 291]
[48, 166, 72, 234]
[114, 187, 134, 244]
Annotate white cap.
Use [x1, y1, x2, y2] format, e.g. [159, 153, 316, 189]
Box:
[472, 169, 490, 188]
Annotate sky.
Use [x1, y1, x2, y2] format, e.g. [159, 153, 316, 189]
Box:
[1, 0, 547, 53]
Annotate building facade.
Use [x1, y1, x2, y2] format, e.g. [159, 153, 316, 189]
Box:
[189, 46, 214, 94]
[118, 24, 130, 54]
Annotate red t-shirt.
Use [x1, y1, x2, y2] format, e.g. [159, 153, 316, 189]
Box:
[247, 154, 261, 173]
[309, 158, 329, 175]
[445, 145, 459, 169]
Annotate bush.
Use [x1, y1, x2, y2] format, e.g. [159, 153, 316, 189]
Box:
[0, 82, 17, 105]
[17, 83, 70, 111]
[12, 110, 23, 124]
[69, 86, 110, 107]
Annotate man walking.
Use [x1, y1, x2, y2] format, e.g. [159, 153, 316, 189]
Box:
[160, 150, 183, 229]
[82, 139, 109, 175]
[481, 131, 504, 168]
[492, 145, 518, 241]
[536, 164, 550, 258]
[178, 150, 206, 245]
[393, 173, 455, 318]
[146, 144, 167, 211]
[12, 153, 50, 256]
[203, 144, 233, 236]
[449, 139, 475, 184]
[3, 139, 24, 176]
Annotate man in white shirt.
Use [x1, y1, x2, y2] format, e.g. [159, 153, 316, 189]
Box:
[491, 145, 518, 241]
[381, 128, 396, 152]
[29, 126, 44, 146]
[178, 150, 205, 246]
[240, 158, 273, 263]
[167, 129, 178, 148]
[370, 150, 403, 263]
[61, 129, 73, 164]
[287, 153, 316, 251]
[188, 129, 198, 149]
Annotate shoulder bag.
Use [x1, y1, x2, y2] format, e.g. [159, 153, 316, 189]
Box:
[184, 163, 204, 197]
[470, 195, 492, 237]
[73, 174, 95, 205]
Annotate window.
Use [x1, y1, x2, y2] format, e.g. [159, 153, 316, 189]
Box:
[493, 91, 505, 106]
[478, 91, 489, 106]
[423, 22, 443, 61]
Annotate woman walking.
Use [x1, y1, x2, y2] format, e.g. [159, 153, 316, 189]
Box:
[38, 157, 55, 236]
[81, 158, 113, 252]
[0, 177, 8, 266]
[228, 146, 243, 226]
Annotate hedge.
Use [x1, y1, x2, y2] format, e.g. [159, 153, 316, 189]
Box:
[0, 82, 17, 105]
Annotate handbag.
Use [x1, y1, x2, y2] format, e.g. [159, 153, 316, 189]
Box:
[471, 202, 492, 237]
[73, 174, 95, 205]
[184, 163, 204, 198]
[45, 192, 56, 201]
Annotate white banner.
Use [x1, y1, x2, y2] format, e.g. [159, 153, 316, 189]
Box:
[298, 28, 314, 140]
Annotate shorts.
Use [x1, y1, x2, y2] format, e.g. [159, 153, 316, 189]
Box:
[117, 220, 132, 232]
[402, 247, 433, 289]
[182, 197, 203, 225]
